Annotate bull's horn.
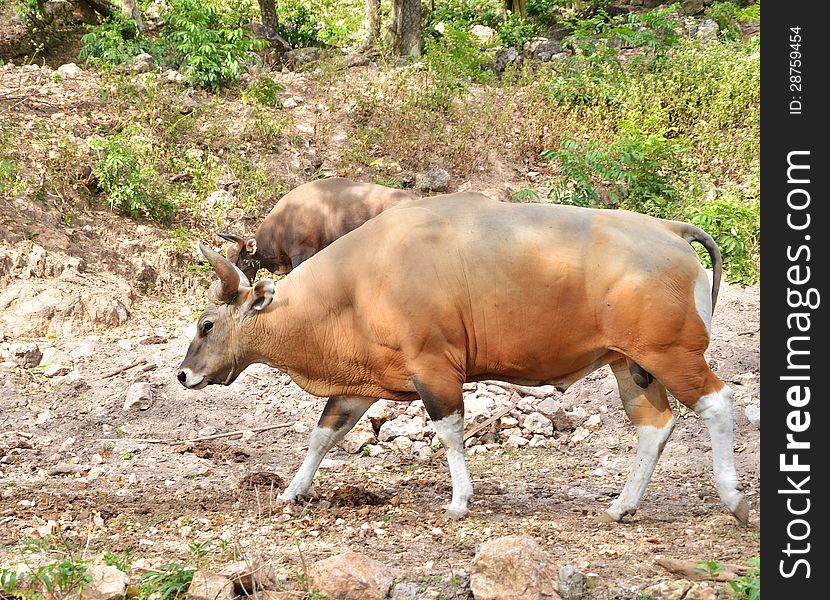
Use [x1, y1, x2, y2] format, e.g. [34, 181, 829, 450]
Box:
[218, 232, 244, 244]
[199, 243, 251, 302]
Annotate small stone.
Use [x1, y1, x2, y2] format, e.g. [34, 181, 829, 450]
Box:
[378, 415, 426, 442]
[219, 556, 276, 594]
[282, 97, 298, 109]
[124, 383, 154, 411]
[523, 412, 554, 436]
[558, 565, 588, 600]
[187, 571, 235, 600]
[471, 25, 497, 44]
[642, 580, 691, 600]
[570, 427, 591, 445]
[415, 167, 451, 193]
[470, 535, 558, 600]
[9, 342, 41, 368]
[340, 418, 377, 454]
[505, 435, 529, 448]
[57, 63, 83, 79]
[584, 414, 602, 432]
[79, 565, 129, 600]
[309, 551, 395, 600]
[744, 404, 760, 429]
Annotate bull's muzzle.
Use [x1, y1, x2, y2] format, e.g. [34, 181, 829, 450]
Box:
[177, 368, 207, 389]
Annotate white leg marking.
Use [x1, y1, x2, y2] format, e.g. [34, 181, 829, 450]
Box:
[694, 269, 714, 336]
[693, 386, 745, 513]
[605, 418, 675, 521]
[280, 426, 340, 502]
[433, 412, 473, 518]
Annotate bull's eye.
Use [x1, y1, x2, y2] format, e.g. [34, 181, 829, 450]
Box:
[202, 321, 214, 335]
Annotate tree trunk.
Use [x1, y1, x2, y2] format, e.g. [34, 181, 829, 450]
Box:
[504, 0, 526, 18]
[257, 0, 279, 31]
[393, 0, 421, 58]
[364, 0, 381, 47]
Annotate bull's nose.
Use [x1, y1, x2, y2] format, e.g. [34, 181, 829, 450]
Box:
[177, 370, 187, 385]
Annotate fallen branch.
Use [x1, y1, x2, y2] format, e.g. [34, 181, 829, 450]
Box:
[654, 556, 748, 582]
[98, 358, 147, 380]
[480, 380, 557, 399]
[97, 422, 293, 444]
[430, 394, 519, 460]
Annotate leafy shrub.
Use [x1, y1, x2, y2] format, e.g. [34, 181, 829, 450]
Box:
[685, 187, 760, 284]
[138, 562, 195, 600]
[79, 15, 155, 68]
[0, 158, 15, 192]
[726, 556, 760, 600]
[162, 0, 266, 91]
[421, 25, 493, 112]
[705, 1, 760, 40]
[563, 4, 680, 55]
[544, 123, 688, 218]
[496, 13, 540, 49]
[278, 1, 324, 47]
[242, 75, 285, 107]
[90, 127, 175, 222]
[1, 559, 92, 599]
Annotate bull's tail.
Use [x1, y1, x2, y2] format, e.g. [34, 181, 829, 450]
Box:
[669, 221, 723, 312]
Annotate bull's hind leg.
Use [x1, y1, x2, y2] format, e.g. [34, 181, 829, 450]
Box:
[279, 396, 375, 503]
[413, 376, 472, 519]
[646, 355, 749, 525]
[600, 359, 675, 523]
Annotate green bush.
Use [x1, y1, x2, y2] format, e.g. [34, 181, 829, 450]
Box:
[278, 1, 324, 47]
[162, 0, 265, 91]
[726, 556, 760, 599]
[496, 13, 541, 49]
[685, 187, 760, 284]
[90, 127, 175, 222]
[421, 25, 493, 112]
[544, 123, 688, 218]
[705, 1, 760, 40]
[242, 75, 285, 107]
[79, 15, 156, 68]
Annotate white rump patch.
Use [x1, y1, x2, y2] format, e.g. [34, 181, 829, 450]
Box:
[694, 269, 713, 335]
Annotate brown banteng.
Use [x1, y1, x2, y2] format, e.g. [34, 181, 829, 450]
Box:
[178, 193, 747, 524]
[219, 177, 418, 279]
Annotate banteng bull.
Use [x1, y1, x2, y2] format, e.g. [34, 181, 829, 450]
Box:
[178, 193, 748, 524]
[219, 177, 418, 279]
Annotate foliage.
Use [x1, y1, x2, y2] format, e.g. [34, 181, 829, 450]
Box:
[162, 0, 266, 91]
[694, 559, 725, 578]
[138, 562, 195, 600]
[726, 556, 760, 600]
[496, 13, 540, 49]
[563, 4, 681, 56]
[685, 187, 760, 284]
[242, 75, 285, 107]
[1, 558, 91, 600]
[278, 1, 323, 47]
[103, 549, 134, 573]
[421, 25, 493, 112]
[89, 127, 175, 222]
[0, 158, 15, 193]
[705, 1, 760, 40]
[544, 122, 688, 218]
[79, 15, 156, 68]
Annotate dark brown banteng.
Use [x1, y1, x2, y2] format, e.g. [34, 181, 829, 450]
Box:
[178, 193, 747, 524]
[219, 177, 418, 279]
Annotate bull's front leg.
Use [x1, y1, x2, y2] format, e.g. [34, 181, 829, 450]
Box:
[279, 396, 375, 503]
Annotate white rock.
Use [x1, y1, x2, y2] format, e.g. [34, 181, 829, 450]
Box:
[465, 394, 495, 418]
[377, 415, 426, 442]
[505, 435, 529, 448]
[744, 404, 760, 429]
[339, 418, 377, 454]
[282, 97, 298, 109]
[124, 382, 154, 411]
[571, 427, 591, 444]
[523, 412, 554, 436]
[57, 63, 83, 79]
[584, 414, 603, 432]
[79, 565, 129, 600]
[392, 435, 413, 455]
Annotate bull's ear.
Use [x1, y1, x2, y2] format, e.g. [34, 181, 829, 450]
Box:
[245, 238, 257, 255]
[243, 279, 275, 315]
